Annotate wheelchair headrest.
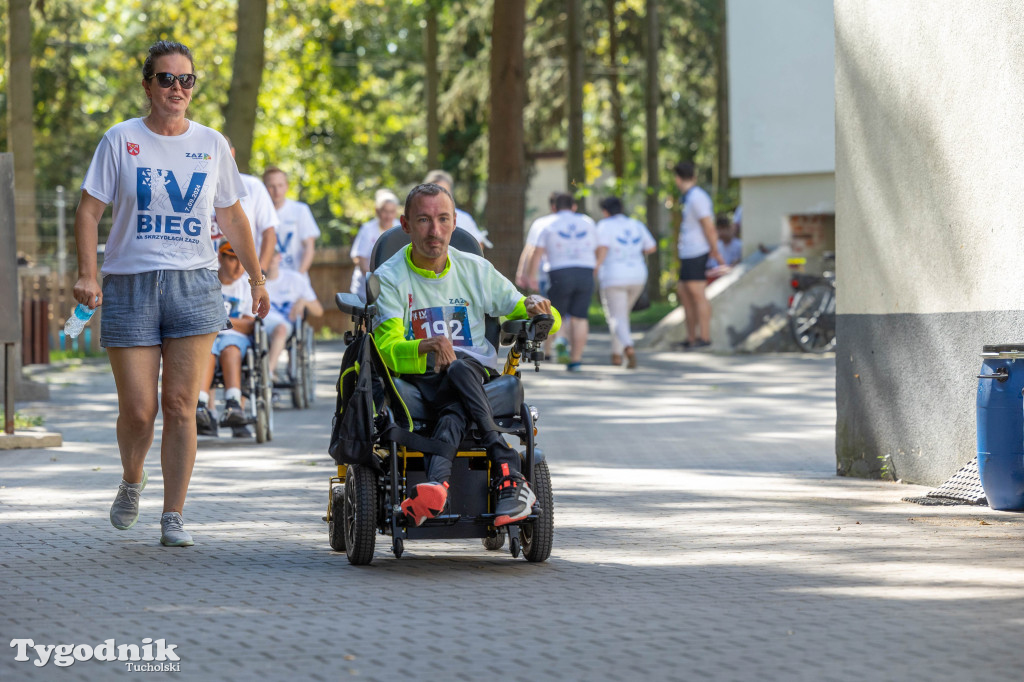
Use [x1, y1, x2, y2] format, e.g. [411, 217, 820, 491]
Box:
[369, 226, 483, 271]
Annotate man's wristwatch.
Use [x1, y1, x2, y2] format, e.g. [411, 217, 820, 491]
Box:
[248, 274, 267, 287]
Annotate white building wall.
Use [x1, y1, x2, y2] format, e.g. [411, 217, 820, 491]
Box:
[835, 0, 1024, 485]
[728, 0, 835, 178]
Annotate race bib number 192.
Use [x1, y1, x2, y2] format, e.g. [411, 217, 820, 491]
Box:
[411, 306, 473, 347]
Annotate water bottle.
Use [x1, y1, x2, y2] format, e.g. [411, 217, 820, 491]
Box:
[64, 303, 96, 339]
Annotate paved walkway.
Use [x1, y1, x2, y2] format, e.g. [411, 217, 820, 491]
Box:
[3, 334, 1024, 681]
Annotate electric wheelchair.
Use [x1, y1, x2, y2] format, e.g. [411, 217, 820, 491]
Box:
[325, 227, 555, 565]
[272, 314, 317, 409]
[206, 319, 275, 443]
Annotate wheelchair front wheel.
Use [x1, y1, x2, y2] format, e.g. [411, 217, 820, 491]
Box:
[328, 486, 346, 552]
[482, 532, 506, 551]
[521, 460, 554, 562]
[255, 400, 269, 443]
[344, 464, 378, 565]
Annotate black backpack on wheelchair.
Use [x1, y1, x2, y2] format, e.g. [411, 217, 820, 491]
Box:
[325, 227, 555, 565]
[327, 278, 456, 471]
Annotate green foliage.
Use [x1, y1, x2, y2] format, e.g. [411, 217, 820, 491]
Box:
[0, 408, 45, 429]
[3, 0, 727, 274]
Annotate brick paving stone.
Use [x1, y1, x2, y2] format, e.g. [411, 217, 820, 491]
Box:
[3, 334, 1024, 681]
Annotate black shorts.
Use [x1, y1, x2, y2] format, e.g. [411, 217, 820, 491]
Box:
[547, 267, 595, 319]
[678, 254, 709, 282]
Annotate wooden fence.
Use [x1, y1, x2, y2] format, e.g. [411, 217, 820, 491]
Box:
[16, 248, 356, 366]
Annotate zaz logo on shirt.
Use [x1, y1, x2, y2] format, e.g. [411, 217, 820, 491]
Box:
[135, 167, 207, 237]
[184, 152, 212, 160]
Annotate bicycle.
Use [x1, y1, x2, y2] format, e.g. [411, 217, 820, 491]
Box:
[787, 253, 836, 353]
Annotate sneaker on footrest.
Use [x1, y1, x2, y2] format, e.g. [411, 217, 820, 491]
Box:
[220, 398, 247, 427]
[400, 481, 449, 527]
[196, 405, 218, 437]
[493, 463, 537, 527]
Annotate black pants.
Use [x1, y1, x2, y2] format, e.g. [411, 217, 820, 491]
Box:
[402, 357, 520, 484]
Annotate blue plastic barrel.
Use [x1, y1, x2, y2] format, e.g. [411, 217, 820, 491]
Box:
[977, 344, 1024, 510]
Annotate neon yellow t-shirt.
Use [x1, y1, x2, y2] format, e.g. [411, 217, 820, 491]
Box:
[373, 245, 560, 374]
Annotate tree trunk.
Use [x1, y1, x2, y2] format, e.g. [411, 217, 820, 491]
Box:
[425, 6, 441, 168]
[223, 0, 268, 173]
[644, 0, 662, 300]
[715, 0, 730, 199]
[567, 0, 586, 210]
[485, 0, 527, 280]
[7, 0, 37, 260]
[606, 0, 625, 180]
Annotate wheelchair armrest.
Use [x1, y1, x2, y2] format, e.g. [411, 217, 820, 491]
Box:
[499, 314, 554, 346]
[500, 319, 529, 346]
[335, 292, 376, 318]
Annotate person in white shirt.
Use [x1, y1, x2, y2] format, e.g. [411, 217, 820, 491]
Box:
[263, 166, 321, 278]
[73, 40, 269, 547]
[423, 169, 492, 250]
[525, 193, 598, 371]
[214, 135, 278, 271]
[515, 191, 560, 292]
[673, 161, 724, 350]
[705, 215, 743, 281]
[595, 196, 657, 369]
[264, 250, 323, 376]
[349, 189, 401, 301]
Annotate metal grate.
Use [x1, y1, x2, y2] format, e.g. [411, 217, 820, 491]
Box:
[903, 457, 987, 506]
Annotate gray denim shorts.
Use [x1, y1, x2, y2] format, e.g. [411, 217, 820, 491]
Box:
[101, 269, 226, 348]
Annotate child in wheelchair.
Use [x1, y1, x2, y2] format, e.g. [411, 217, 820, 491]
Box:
[263, 250, 323, 381]
[197, 241, 257, 437]
[372, 183, 561, 528]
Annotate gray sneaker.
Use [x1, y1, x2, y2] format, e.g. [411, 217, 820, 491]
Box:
[109, 470, 148, 530]
[160, 512, 195, 547]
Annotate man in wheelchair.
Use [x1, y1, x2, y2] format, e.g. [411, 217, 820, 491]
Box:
[372, 183, 561, 527]
[197, 241, 256, 436]
[263, 250, 323, 379]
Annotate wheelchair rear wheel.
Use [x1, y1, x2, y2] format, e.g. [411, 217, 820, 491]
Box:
[344, 464, 378, 565]
[302, 328, 316, 406]
[290, 359, 306, 409]
[521, 460, 553, 562]
[328, 486, 346, 552]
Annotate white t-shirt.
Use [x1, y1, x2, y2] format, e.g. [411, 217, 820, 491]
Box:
[219, 273, 253, 344]
[525, 213, 557, 274]
[349, 216, 400, 296]
[677, 186, 714, 259]
[211, 173, 278, 253]
[274, 199, 321, 272]
[597, 214, 657, 287]
[535, 210, 598, 270]
[266, 268, 317, 320]
[374, 247, 523, 370]
[454, 208, 492, 248]
[81, 118, 245, 275]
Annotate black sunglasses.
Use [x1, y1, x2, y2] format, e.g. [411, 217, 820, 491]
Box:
[149, 72, 197, 89]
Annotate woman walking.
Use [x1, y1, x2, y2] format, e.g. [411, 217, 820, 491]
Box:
[73, 40, 269, 546]
[595, 197, 657, 368]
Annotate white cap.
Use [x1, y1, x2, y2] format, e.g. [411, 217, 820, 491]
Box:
[374, 189, 400, 210]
